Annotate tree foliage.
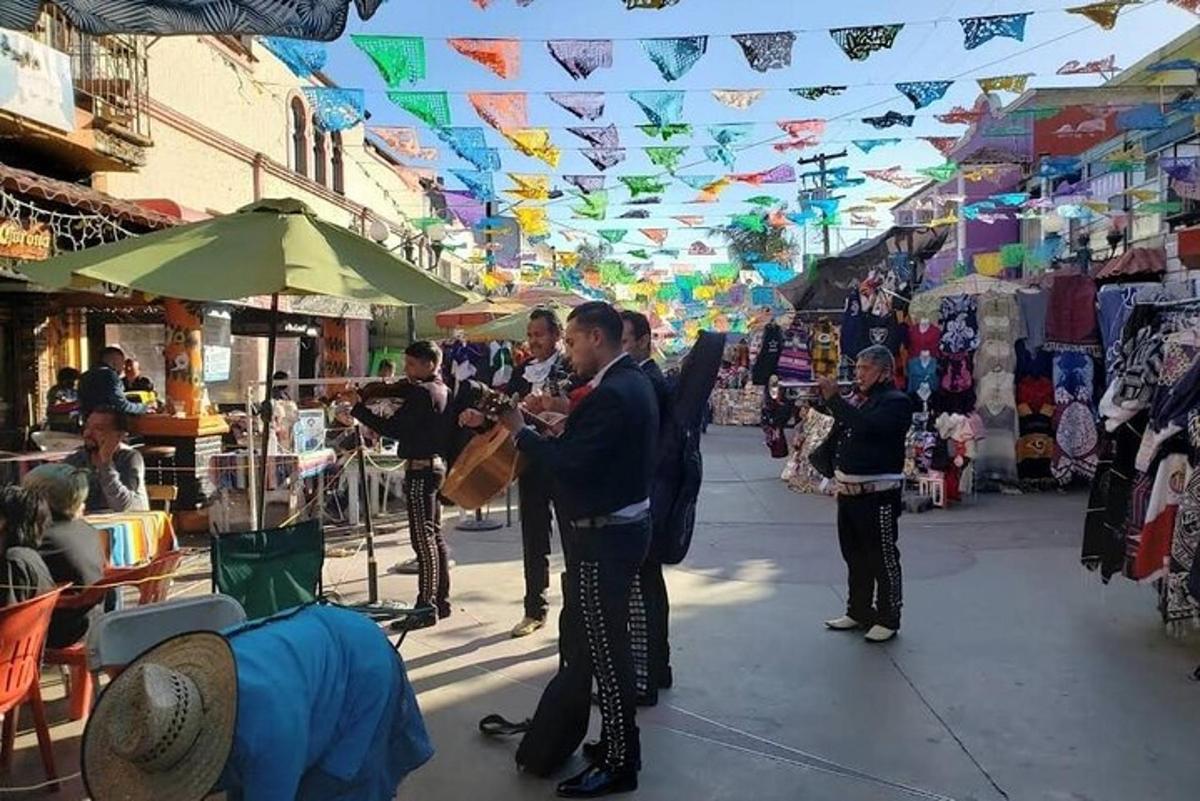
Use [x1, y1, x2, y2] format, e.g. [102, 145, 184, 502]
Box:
[719, 221, 799, 270]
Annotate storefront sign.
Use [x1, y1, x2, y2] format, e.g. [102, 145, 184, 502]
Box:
[0, 217, 52, 260]
[0, 30, 75, 133]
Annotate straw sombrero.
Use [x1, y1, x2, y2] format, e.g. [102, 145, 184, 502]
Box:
[82, 632, 238, 801]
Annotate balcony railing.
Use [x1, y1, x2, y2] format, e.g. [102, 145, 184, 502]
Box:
[28, 7, 151, 154]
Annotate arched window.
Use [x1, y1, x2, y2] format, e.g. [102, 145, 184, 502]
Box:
[290, 97, 308, 177]
[312, 116, 327, 187]
[331, 131, 345, 195]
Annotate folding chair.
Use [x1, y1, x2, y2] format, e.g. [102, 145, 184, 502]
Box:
[86, 595, 247, 678]
[211, 520, 325, 621]
[45, 550, 185, 720]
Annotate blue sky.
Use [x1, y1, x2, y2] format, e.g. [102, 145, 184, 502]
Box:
[321, 0, 1194, 265]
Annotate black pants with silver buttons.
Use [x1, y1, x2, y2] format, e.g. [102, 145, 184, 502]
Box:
[405, 466, 448, 613]
[629, 557, 670, 695]
[836, 489, 903, 630]
[576, 518, 650, 771]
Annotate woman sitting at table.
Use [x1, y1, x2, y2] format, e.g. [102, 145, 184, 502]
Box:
[23, 464, 106, 648]
[0, 486, 54, 608]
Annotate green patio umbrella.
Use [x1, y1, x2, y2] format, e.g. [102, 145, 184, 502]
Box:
[31, 198, 465, 308]
[31, 199, 467, 603]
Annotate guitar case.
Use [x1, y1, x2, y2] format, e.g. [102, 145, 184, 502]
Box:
[651, 331, 726, 565]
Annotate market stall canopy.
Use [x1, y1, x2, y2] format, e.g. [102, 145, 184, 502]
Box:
[0, 0, 383, 40]
[909, 274, 1021, 319]
[511, 287, 591, 308]
[28, 199, 466, 307]
[1094, 246, 1167, 284]
[436, 298, 528, 329]
[777, 226, 949, 312]
[462, 302, 576, 344]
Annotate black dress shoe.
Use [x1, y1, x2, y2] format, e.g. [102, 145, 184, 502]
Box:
[556, 764, 638, 798]
[636, 689, 658, 707]
[581, 741, 641, 771]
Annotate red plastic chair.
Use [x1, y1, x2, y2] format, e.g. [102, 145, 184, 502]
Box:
[44, 551, 184, 721]
[0, 586, 67, 786]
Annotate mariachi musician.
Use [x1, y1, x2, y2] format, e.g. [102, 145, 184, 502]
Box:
[344, 341, 460, 624]
[459, 307, 572, 638]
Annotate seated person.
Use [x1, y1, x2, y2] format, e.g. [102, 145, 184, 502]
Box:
[46, 366, 83, 433]
[23, 464, 107, 648]
[0, 486, 54, 607]
[79, 346, 149, 419]
[64, 407, 150, 513]
[122, 358, 155, 394]
[82, 604, 434, 801]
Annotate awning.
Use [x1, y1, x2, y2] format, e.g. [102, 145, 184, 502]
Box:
[1094, 246, 1167, 283]
[0, 164, 176, 230]
[777, 226, 949, 311]
[133, 199, 212, 223]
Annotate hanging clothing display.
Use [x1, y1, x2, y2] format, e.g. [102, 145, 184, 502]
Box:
[1083, 293, 1200, 629]
[906, 318, 941, 357]
[1051, 352, 1099, 485]
[751, 320, 784, 386]
[1044, 273, 1101, 355]
[775, 319, 813, 383]
[809, 321, 841, 379]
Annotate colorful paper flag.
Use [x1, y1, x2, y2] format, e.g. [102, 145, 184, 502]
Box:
[732, 31, 796, 72]
[630, 91, 686, 127]
[303, 87, 364, 132]
[959, 14, 1030, 50]
[1066, 1, 1140, 30]
[641, 36, 708, 81]
[895, 81, 953, 110]
[791, 86, 846, 100]
[448, 38, 521, 78]
[262, 37, 327, 77]
[829, 25, 904, 61]
[862, 110, 914, 129]
[468, 92, 527, 132]
[350, 35, 425, 86]
[504, 129, 561, 167]
[546, 39, 613, 80]
[712, 89, 764, 110]
[977, 73, 1031, 93]
[548, 92, 606, 121]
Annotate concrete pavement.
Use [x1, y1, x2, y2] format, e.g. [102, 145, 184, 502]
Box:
[5, 425, 1198, 800]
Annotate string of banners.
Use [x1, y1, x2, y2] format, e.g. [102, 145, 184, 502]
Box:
[338, 6, 1154, 85]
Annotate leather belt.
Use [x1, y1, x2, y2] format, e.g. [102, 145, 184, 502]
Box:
[837, 479, 902, 496]
[572, 510, 650, 529]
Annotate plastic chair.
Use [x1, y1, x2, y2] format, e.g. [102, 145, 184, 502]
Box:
[211, 520, 324, 621]
[0, 586, 67, 786]
[44, 551, 185, 720]
[86, 595, 246, 678]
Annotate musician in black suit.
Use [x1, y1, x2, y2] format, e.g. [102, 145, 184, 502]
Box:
[499, 302, 658, 798]
[620, 311, 673, 706]
[346, 341, 453, 623]
[462, 307, 572, 638]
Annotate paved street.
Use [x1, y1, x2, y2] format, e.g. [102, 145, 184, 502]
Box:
[7, 425, 1200, 800]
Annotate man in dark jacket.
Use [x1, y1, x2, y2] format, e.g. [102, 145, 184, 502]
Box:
[347, 341, 453, 622]
[499, 302, 658, 797]
[620, 310, 673, 704]
[78, 346, 148, 419]
[463, 307, 571, 638]
[816, 344, 913, 644]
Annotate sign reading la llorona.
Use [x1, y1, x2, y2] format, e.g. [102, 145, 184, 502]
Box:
[0, 218, 52, 260]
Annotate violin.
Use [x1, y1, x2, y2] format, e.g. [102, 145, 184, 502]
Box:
[356, 378, 414, 402]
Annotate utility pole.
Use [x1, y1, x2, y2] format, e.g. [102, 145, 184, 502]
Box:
[796, 150, 848, 257]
